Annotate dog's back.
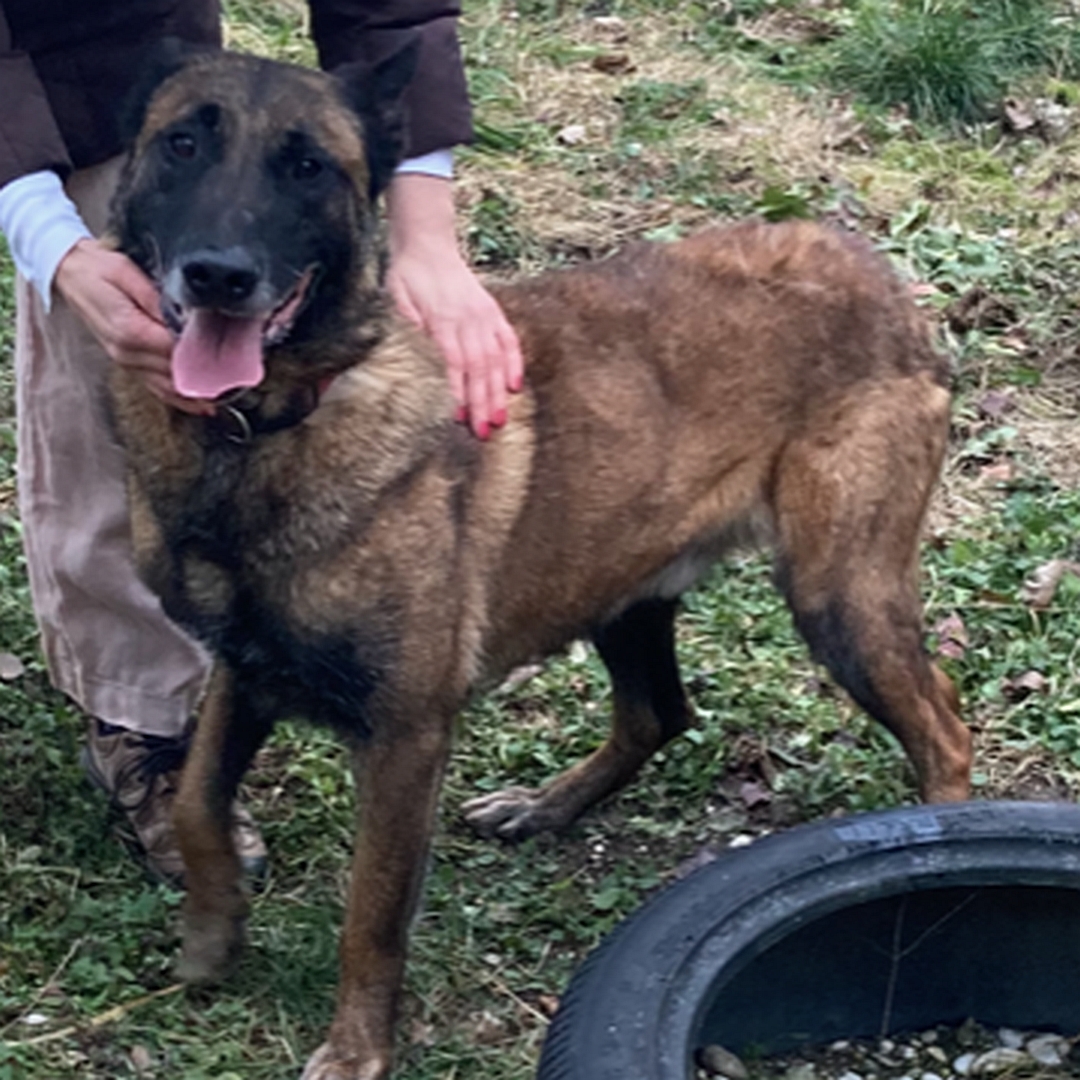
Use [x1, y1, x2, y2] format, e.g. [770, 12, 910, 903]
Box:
[477, 220, 949, 673]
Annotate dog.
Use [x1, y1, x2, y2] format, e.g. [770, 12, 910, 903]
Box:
[106, 45, 973, 1080]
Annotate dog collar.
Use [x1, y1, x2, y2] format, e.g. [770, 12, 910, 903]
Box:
[206, 375, 337, 445]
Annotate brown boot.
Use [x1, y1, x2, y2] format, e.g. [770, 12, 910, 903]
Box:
[81, 719, 268, 889]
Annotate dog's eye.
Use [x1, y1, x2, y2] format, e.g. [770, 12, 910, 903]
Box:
[169, 132, 198, 160]
[294, 157, 323, 181]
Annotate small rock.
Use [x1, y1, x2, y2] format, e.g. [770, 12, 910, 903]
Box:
[952, 1052, 977, 1076]
[22, 1012, 49, 1026]
[878, 1040, 896, 1054]
[956, 1019, 985, 1048]
[785, 1063, 816, 1080]
[836, 1071, 863, 1080]
[697, 1044, 749, 1080]
[925, 1046, 948, 1064]
[971, 1048, 1029, 1074]
[920, 1073, 944, 1080]
[996, 1027, 1023, 1049]
[1025, 1034, 1066, 1067]
[830, 1041, 851, 1052]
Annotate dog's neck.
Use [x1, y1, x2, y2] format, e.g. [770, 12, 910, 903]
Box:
[199, 369, 342, 444]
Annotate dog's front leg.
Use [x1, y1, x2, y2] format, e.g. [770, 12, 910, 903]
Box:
[302, 714, 454, 1080]
[175, 664, 272, 985]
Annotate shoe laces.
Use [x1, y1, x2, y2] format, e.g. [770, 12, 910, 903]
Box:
[107, 725, 191, 813]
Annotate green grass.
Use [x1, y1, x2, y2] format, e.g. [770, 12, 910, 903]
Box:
[6, 0, 1080, 1077]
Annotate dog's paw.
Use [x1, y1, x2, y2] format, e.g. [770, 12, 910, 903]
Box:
[175, 909, 245, 985]
[462, 786, 555, 841]
[300, 1042, 389, 1080]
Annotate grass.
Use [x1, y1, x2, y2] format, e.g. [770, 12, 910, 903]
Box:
[813, 0, 1080, 128]
[5, 0, 1080, 1076]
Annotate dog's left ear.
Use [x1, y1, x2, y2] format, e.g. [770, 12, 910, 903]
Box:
[334, 38, 420, 200]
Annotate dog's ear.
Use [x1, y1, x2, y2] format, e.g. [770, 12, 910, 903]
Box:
[333, 38, 420, 201]
[119, 37, 216, 143]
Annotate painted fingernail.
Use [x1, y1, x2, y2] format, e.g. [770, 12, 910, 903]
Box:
[510, 375, 523, 392]
[476, 422, 490, 441]
[455, 406, 468, 423]
[492, 408, 507, 427]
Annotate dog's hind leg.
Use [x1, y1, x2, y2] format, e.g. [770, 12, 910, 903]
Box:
[174, 664, 273, 985]
[463, 597, 693, 841]
[771, 380, 972, 803]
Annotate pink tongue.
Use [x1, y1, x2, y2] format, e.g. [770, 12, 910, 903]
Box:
[172, 309, 266, 399]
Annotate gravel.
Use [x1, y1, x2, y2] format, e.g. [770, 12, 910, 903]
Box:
[696, 1021, 1079, 1080]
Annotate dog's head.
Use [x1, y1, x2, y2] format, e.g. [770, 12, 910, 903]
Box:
[111, 45, 416, 400]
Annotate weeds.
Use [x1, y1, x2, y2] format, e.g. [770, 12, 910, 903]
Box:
[818, 0, 1080, 127]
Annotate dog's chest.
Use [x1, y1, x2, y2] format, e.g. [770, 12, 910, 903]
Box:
[151, 450, 383, 733]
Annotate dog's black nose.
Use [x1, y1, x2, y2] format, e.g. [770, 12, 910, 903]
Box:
[180, 249, 260, 307]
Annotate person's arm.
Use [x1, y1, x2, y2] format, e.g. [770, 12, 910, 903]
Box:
[385, 170, 522, 439]
[310, 0, 524, 437]
[0, 3, 72, 191]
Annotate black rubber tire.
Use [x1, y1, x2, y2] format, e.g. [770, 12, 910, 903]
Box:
[536, 800, 1080, 1080]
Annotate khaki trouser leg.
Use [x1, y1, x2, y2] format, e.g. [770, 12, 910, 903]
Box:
[14, 157, 210, 738]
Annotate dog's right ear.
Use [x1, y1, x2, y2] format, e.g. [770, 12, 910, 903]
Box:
[333, 38, 421, 200]
[119, 37, 215, 143]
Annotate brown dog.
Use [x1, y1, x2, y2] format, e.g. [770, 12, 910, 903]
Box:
[107, 46, 972, 1080]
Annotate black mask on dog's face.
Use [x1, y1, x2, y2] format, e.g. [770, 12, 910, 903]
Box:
[112, 44, 416, 399]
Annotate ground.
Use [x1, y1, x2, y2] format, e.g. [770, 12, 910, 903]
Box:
[4, 1, 1080, 1078]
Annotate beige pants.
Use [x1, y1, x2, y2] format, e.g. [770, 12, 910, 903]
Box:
[15, 157, 210, 738]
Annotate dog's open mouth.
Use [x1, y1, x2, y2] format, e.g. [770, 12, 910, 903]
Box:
[167, 267, 317, 401]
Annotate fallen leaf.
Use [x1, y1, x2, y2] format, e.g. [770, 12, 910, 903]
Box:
[1002, 670, 1050, 701]
[739, 780, 772, 809]
[497, 661, 544, 694]
[591, 15, 629, 41]
[471, 1010, 506, 1045]
[557, 124, 588, 146]
[979, 459, 1014, 484]
[591, 52, 634, 74]
[977, 389, 1015, 420]
[537, 993, 561, 1017]
[129, 1044, 154, 1075]
[0, 652, 25, 680]
[674, 844, 721, 880]
[1003, 97, 1037, 133]
[409, 1020, 436, 1047]
[933, 613, 968, 660]
[1021, 559, 1080, 609]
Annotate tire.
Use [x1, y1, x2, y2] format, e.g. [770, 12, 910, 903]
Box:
[536, 801, 1080, 1080]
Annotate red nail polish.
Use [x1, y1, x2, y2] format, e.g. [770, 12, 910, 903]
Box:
[476, 422, 490, 441]
[492, 408, 507, 427]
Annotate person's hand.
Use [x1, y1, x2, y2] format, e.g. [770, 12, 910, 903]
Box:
[386, 174, 523, 440]
[53, 238, 214, 415]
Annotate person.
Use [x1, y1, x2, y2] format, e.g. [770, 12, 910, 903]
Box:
[0, 1, 523, 886]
